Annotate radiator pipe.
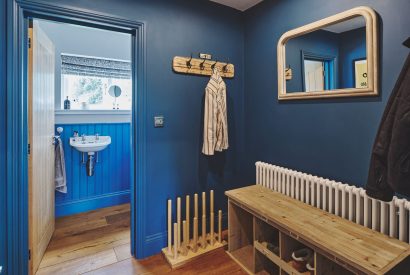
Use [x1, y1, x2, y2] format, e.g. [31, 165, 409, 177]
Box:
[398, 199, 406, 241]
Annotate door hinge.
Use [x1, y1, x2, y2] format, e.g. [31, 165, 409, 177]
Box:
[27, 144, 31, 155]
[28, 249, 31, 260]
[28, 37, 31, 49]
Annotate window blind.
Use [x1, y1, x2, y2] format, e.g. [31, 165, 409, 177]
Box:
[61, 54, 131, 79]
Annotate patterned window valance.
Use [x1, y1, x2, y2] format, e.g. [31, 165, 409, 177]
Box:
[61, 54, 131, 79]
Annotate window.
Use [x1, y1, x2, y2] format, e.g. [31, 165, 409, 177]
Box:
[61, 54, 132, 110]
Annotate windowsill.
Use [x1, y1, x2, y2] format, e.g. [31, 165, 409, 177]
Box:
[55, 109, 131, 124]
[55, 109, 131, 115]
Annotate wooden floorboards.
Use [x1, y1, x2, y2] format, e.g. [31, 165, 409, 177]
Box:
[37, 204, 246, 275]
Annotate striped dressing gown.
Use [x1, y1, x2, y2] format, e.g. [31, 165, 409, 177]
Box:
[202, 68, 229, 155]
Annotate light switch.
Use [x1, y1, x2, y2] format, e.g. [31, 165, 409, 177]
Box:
[154, 116, 164, 128]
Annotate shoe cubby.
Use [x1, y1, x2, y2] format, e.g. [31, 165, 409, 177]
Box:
[279, 233, 312, 275]
[254, 217, 280, 256]
[315, 253, 354, 275]
[255, 249, 280, 275]
[227, 201, 255, 273]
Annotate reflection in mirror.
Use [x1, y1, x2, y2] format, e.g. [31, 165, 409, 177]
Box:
[108, 85, 122, 109]
[285, 15, 367, 93]
[108, 85, 122, 98]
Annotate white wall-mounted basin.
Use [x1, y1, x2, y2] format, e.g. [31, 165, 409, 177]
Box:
[70, 135, 111, 155]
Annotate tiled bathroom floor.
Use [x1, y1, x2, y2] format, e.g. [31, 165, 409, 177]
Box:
[36, 204, 244, 275]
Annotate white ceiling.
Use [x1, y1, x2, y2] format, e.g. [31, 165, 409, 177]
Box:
[210, 0, 263, 11]
[322, 16, 366, 33]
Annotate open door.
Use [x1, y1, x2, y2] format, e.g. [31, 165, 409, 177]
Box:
[28, 20, 56, 274]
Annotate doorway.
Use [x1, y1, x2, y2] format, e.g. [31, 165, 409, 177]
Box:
[5, 2, 146, 274]
[28, 18, 135, 274]
[302, 54, 336, 92]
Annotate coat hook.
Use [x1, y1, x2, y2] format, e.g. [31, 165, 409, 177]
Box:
[200, 57, 206, 70]
[223, 59, 230, 73]
[186, 53, 193, 69]
[211, 59, 218, 70]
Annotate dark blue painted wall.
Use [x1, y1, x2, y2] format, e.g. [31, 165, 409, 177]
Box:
[55, 123, 131, 217]
[243, 0, 410, 188]
[32, 0, 246, 257]
[339, 27, 367, 88]
[0, 0, 7, 271]
[286, 30, 340, 92]
[2, 0, 408, 267]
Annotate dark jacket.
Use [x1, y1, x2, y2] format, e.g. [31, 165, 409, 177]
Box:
[366, 52, 410, 201]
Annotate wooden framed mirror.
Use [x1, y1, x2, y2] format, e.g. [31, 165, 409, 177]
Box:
[277, 6, 378, 100]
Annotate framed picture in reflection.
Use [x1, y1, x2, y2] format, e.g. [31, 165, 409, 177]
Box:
[353, 58, 368, 88]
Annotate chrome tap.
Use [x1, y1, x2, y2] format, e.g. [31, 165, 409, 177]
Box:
[81, 134, 86, 143]
[95, 133, 100, 141]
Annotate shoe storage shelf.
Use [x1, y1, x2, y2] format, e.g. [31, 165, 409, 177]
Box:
[225, 185, 410, 275]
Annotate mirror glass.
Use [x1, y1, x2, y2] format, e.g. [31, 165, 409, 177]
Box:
[285, 15, 367, 93]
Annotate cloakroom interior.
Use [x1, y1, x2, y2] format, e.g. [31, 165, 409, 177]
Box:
[1, 0, 410, 274]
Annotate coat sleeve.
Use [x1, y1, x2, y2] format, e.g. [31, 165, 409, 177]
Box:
[202, 86, 216, 155]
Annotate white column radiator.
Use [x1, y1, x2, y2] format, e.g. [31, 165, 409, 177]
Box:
[255, 161, 410, 243]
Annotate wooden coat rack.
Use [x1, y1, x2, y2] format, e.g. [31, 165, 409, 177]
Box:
[173, 56, 235, 78]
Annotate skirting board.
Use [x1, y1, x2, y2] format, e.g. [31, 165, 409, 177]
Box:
[55, 190, 130, 217]
[161, 233, 228, 269]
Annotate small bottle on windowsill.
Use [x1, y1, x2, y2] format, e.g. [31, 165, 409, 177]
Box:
[64, 96, 71, 110]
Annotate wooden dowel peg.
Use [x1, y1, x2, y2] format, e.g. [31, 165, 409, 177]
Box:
[210, 190, 214, 214]
[218, 210, 222, 243]
[210, 212, 215, 246]
[173, 223, 178, 260]
[202, 192, 206, 218]
[194, 193, 198, 219]
[193, 217, 198, 252]
[168, 199, 172, 254]
[202, 215, 206, 248]
[186, 195, 190, 241]
[177, 197, 181, 249]
[183, 220, 187, 253]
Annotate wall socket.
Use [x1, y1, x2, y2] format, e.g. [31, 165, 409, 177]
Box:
[154, 116, 164, 128]
[199, 53, 212, 60]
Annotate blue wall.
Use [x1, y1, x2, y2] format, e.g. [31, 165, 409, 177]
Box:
[243, 0, 410, 188]
[339, 27, 367, 88]
[2, 0, 409, 269]
[0, 0, 6, 271]
[34, 0, 246, 257]
[55, 123, 131, 217]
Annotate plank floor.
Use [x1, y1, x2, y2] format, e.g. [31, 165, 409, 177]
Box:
[37, 204, 246, 275]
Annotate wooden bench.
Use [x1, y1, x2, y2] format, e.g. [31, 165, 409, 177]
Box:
[225, 185, 410, 275]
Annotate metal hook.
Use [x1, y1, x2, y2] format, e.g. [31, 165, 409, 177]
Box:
[223, 59, 230, 73]
[211, 59, 218, 70]
[186, 53, 193, 69]
[200, 57, 206, 70]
